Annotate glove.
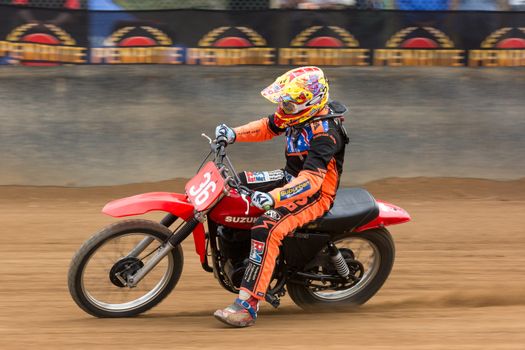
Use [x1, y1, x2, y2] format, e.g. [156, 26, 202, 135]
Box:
[215, 124, 236, 145]
[251, 191, 274, 211]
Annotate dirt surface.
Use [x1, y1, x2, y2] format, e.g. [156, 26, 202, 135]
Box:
[1, 177, 525, 349]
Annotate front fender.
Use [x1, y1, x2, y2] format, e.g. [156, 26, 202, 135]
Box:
[102, 192, 207, 262]
[102, 192, 195, 219]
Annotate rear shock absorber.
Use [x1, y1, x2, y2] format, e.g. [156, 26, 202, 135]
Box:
[327, 242, 350, 279]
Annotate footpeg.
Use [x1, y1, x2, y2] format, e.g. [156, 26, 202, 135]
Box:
[265, 293, 281, 308]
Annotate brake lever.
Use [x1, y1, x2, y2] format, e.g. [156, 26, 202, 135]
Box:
[201, 133, 213, 144]
[241, 192, 250, 215]
[237, 186, 253, 215]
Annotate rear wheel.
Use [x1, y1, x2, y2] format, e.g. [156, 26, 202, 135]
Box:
[68, 220, 183, 317]
[287, 228, 394, 310]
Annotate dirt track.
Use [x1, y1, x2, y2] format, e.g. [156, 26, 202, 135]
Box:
[1, 177, 524, 349]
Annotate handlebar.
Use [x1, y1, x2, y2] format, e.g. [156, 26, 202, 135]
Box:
[215, 139, 256, 214]
[215, 136, 228, 148]
[194, 133, 262, 214]
[202, 133, 248, 196]
[202, 133, 265, 213]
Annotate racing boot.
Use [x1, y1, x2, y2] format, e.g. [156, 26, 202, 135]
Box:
[213, 296, 259, 328]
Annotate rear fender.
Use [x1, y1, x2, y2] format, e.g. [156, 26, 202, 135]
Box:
[355, 200, 411, 232]
[102, 192, 207, 263]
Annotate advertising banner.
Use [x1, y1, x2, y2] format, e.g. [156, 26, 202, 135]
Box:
[0, 5, 88, 65]
[1, 6, 524, 66]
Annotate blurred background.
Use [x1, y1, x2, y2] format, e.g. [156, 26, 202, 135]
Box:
[1, 66, 524, 186]
[0, 0, 524, 186]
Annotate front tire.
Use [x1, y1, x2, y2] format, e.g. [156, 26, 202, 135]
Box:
[287, 228, 395, 311]
[68, 219, 183, 317]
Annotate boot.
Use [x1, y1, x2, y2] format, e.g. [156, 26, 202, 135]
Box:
[213, 297, 259, 328]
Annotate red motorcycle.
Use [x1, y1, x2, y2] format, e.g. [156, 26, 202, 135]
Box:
[68, 135, 411, 317]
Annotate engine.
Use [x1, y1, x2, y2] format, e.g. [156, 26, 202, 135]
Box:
[216, 225, 251, 288]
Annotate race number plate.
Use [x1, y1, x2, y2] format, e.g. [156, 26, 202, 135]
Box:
[185, 162, 225, 212]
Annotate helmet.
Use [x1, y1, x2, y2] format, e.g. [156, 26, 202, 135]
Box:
[261, 66, 329, 127]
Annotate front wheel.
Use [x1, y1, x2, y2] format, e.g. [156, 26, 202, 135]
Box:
[68, 219, 183, 317]
[287, 228, 395, 310]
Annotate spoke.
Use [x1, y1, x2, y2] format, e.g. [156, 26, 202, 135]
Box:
[141, 277, 151, 292]
[94, 254, 114, 273]
[359, 252, 374, 267]
[110, 237, 121, 261]
[353, 243, 364, 259]
[118, 288, 132, 303]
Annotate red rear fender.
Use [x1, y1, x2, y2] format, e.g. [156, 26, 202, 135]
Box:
[355, 200, 411, 232]
[102, 192, 194, 219]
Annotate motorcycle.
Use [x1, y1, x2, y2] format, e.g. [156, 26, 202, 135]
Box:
[68, 134, 411, 317]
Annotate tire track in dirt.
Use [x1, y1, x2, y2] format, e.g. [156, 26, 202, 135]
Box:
[364, 289, 525, 311]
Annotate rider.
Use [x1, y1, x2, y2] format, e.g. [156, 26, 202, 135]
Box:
[213, 66, 348, 327]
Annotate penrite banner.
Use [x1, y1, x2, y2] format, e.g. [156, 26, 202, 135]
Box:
[0, 5, 88, 65]
[1, 6, 524, 66]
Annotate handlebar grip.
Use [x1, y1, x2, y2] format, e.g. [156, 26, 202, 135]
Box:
[216, 136, 228, 148]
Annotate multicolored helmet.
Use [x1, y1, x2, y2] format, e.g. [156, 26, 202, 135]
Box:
[261, 66, 329, 127]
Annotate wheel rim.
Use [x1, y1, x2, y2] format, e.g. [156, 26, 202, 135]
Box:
[309, 236, 381, 301]
[80, 232, 174, 312]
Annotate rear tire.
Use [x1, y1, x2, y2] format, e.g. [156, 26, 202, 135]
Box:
[287, 228, 395, 311]
[68, 219, 183, 318]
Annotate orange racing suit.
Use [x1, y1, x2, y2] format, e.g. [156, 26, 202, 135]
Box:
[234, 101, 348, 300]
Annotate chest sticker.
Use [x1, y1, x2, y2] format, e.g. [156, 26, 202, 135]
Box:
[245, 170, 284, 184]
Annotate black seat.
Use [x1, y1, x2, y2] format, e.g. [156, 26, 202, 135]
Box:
[306, 188, 379, 234]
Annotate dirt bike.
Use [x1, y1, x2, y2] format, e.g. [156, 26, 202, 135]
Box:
[68, 134, 411, 317]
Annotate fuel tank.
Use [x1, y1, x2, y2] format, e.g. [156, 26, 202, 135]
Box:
[209, 190, 264, 229]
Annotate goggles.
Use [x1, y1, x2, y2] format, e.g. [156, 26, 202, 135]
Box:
[279, 98, 312, 115]
[279, 92, 325, 115]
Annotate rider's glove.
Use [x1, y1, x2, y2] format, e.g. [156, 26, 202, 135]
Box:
[215, 124, 236, 145]
[251, 191, 274, 211]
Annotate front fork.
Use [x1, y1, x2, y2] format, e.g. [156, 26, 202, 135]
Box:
[125, 214, 200, 287]
[126, 213, 178, 258]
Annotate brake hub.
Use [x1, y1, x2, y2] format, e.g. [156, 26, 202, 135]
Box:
[109, 257, 144, 288]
